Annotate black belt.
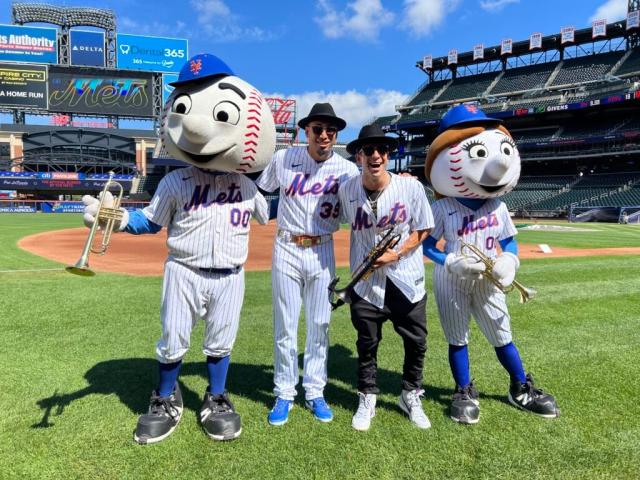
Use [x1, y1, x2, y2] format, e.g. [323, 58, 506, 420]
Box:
[199, 266, 241, 275]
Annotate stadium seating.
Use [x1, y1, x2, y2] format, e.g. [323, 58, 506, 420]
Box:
[551, 51, 624, 87]
[435, 72, 500, 103]
[491, 62, 558, 94]
[615, 48, 640, 77]
[405, 80, 449, 106]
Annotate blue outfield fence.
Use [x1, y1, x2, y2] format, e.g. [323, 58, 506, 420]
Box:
[0, 200, 149, 213]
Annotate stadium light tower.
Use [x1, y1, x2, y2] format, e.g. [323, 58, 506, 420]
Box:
[11, 3, 117, 66]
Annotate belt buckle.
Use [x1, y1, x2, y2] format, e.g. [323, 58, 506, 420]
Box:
[300, 238, 312, 247]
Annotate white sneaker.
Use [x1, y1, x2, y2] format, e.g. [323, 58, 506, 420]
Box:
[398, 389, 431, 429]
[352, 392, 376, 431]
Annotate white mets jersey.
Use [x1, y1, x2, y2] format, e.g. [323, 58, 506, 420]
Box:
[430, 197, 517, 259]
[142, 166, 268, 268]
[338, 173, 434, 308]
[256, 146, 359, 235]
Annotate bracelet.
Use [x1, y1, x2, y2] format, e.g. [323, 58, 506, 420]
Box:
[396, 249, 404, 261]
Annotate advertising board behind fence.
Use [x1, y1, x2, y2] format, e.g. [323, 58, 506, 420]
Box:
[117, 34, 187, 73]
[0, 63, 48, 109]
[0, 24, 57, 64]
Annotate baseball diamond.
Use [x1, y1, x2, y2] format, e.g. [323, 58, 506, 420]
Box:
[1, 0, 640, 478]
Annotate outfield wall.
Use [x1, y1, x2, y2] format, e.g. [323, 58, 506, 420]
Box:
[0, 200, 148, 213]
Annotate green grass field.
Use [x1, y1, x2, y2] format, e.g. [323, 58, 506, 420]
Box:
[1, 214, 639, 479]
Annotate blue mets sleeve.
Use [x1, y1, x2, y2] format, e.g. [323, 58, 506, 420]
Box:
[422, 235, 447, 265]
[499, 236, 518, 255]
[124, 209, 163, 235]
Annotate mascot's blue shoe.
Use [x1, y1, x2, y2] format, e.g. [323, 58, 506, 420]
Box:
[268, 398, 293, 426]
[305, 397, 334, 423]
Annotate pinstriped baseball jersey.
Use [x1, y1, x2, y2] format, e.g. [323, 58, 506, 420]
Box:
[143, 166, 268, 268]
[430, 197, 517, 347]
[256, 146, 359, 234]
[256, 146, 357, 402]
[338, 173, 434, 308]
[430, 197, 517, 259]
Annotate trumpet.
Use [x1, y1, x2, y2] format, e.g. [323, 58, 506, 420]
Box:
[66, 172, 124, 277]
[459, 240, 536, 304]
[328, 227, 401, 310]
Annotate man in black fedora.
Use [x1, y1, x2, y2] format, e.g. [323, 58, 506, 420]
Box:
[337, 124, 434, 431]
[256, 103, 359, 426]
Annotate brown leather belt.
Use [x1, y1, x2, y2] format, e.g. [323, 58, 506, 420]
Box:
[277, 229, 331, 247]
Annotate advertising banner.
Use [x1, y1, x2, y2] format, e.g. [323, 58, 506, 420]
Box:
[48, 66, 153, 117]
[501, 38, 513, 55]
[70, 30, 105, 67]
[473, 44, 484, 60]
[422, 55, 432, 70]
[162, 73, 178, 105]
[0, 205, 36, 213]
[0, 63, 48, 109]
[561, 26, 575, 44]
[0, 177, 132, 191]
[448, 49, 458, 65]
[0, 24, 57, 64]
[117, 34, 187, 73]
[628, 10, 640, 30]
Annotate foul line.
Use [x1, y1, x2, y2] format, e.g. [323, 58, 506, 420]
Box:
[0, 267, 65, 273]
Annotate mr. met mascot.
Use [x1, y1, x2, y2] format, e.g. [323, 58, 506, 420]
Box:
[422, 104, 559, 424]
[82, 53, 275, 444]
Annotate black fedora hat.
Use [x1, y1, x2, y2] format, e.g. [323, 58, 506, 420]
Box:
[346, 124, 398, 155]
[298, 102, 347, 131]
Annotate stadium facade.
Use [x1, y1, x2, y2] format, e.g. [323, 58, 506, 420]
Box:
[376, 2, 640, 223]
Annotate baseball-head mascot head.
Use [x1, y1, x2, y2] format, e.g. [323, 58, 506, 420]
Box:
[425, 104, 520, 199]
[161, 53, 275, 174]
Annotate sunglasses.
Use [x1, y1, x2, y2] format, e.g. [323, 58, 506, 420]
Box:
[310, 125, 339, 136]
[360, 144, 389, 156]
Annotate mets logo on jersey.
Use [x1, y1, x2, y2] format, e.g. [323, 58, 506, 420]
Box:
[352, 202, 407, 230]
[457, 213, 499, 236]
[184, 184, 243, 211]
[284, 173, 339, 196]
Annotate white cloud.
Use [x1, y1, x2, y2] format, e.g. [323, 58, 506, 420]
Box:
[189, 0, 277, 42]
[315, 0, 395, 42]
[588, 0, 627, 23]
[402, 0, 461, 37]
[479, 0, 519, 11]
[119, 17, 187, 37]
[265, 89, 408, 135]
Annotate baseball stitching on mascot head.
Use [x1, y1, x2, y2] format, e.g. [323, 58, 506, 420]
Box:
[160, 53, 275, 174]
[425, 104, 521, 199]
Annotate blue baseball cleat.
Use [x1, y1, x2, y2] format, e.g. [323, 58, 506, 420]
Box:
[305, 397, 334, 423]
[268, 397, 293, 426]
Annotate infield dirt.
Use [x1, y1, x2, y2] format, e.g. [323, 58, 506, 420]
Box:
[18, 221, 640, 276]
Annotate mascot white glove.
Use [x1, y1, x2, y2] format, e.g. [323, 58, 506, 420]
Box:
[445, 253, 486, 281]
[82, 191, 129, 232]
[491, 252, 520, 288]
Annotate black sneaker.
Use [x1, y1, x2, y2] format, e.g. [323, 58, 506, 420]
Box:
[199, 391, 242, 441]
[134, 384, 183, 445]
[508, 374, 560, 418]
[450, 382, 480, 424]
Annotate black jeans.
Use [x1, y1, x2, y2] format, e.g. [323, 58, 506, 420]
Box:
[349, 279, 427, 394]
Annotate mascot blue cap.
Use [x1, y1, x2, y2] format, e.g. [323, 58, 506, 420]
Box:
[170, 53, 234, 87]
[438, 103, 502, 133]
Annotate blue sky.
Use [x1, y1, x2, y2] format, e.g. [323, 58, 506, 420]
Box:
[0, 0, 632, 141]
